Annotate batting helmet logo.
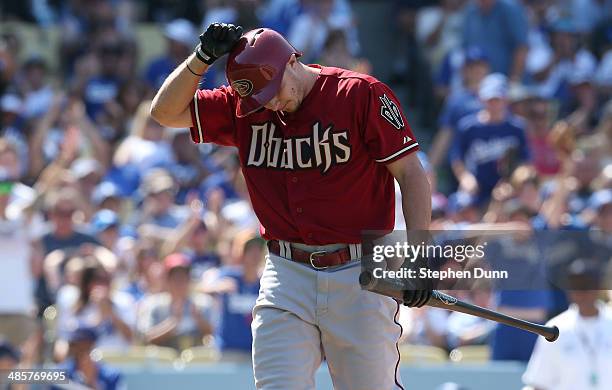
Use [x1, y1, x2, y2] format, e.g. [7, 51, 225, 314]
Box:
[231, 79, 254, 97]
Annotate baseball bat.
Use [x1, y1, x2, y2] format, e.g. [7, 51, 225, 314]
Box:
[359, 270, 559, 342]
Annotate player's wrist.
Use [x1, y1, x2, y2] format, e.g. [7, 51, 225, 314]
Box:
[186, 53, 208, 76]
[194, 43, 217, 65]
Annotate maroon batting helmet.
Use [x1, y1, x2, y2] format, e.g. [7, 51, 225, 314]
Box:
[226, 28, 302, 117]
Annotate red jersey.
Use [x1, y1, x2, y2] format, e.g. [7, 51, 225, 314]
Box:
[189, 65, 419, 244]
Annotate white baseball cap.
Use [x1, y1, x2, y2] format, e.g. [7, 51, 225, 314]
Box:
[164, 19, 197, 49]
[478, 73, 508, 101]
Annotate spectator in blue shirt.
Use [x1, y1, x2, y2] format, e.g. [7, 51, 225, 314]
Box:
[52, 326, 125, 390]
[202, 236, 265, 359]
[83, 42, 124, 121]
[462, 0, 528, 81]
[451, 73, 530, 203]
[429, 46, 489, 193]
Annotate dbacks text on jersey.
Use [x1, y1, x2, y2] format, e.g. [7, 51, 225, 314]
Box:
[246, 122, 351, 174]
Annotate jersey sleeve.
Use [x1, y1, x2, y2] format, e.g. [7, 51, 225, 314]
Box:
[189, 85, 238, 147]
[362, 82, 419, 164]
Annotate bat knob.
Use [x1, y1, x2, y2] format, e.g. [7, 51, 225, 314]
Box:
[359, 270, 375, 289]
[545, 326, 560, 342]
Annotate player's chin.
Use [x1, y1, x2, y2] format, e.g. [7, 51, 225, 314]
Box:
[282, 101, 297, 113]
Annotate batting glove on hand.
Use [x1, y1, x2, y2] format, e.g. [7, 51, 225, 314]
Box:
[402, 280, 433, 308]
[195, 23, 243, 65]
[402, 254, 435, 308]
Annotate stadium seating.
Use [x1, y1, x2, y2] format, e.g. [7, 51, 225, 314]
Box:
[399, 344, 449, 364]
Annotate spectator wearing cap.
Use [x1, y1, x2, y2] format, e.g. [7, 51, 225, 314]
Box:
[131, 169, 188, 236]
[461, 0, 529, 81]
[523, 258, 612, 390]
[90, 209, 121, 253]
[451, 73, 530, 203]
[138, 253, 214, 350]
[92, 181, 123, 214]
[51, 325, 125, 390]
[55, 258, 135, 359]
[430, 46, 489, 184]
[200, 235, 264, 358]
[19, 56, 54, 120]
[71, 157, 104, 202]
[144, 19, 198, 91]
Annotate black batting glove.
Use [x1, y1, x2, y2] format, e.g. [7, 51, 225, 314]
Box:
[402, 254, 435, 308]
[402, 279, 434, 308]
[195, 23, 244, 65]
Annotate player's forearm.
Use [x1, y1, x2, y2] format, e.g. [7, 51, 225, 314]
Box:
[388, 154, 431, 230]
[400, 172, 432, 230]
[150, 53, 209, 128]
[398, 160, 432, 230]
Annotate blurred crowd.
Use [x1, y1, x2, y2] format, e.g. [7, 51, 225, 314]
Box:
[0, 0, 610, 388]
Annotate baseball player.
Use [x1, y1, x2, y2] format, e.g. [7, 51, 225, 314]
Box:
[151, 23, 432, 390]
